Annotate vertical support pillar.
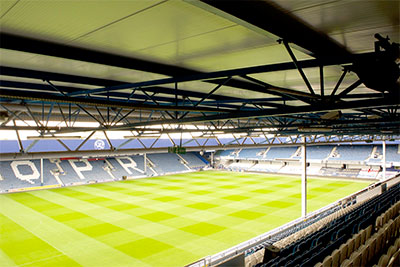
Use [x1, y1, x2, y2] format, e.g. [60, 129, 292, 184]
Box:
[144, 153, 147, 174]
[211, 152, 214, 168]
[382, 140, 386, 180]
[301, 136, 307, 217]
[40, 158, 44, 186]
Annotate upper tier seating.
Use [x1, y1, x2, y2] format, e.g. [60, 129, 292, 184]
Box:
[292, 145, 334, 160]
[265, 147, 298, 160]
[217, 149, 235, 157]
[328, 145, 373, 161]
[237, 148, 266, 160]
[227, 144, 397, 164]
[370, 145, 400, 163]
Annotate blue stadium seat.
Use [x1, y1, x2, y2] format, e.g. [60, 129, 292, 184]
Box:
[180, 153, 207, 168]
[147, 153, 188, 174]
[329, 145, 373, 161]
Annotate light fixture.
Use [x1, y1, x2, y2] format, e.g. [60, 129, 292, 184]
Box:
[27, 135, 82, 140]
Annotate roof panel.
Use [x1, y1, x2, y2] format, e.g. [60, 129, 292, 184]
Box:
[73, 0, 235, 63]
[271, 0, 338, 12]
[0, 0, 162, 43]
[331, 25, 400, 53]
[0, 0, 18, 18]
[135, 24, 274, 67]
[183, 43, 312, 72]
[172, 81, 275, 99]
[273, 0, 400, 53]
[0, 49, 167, 83]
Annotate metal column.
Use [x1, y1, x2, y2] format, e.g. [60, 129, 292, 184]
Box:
[40, 158, 44, 186]
[382, 141, 386, 180]
[144, 153, 147, 174]
[301, 137, 307, 217]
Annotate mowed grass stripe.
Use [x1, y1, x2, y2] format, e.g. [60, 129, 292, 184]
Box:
[1, 171, 371, 267]
[27, 190, 212, 266]
[49, 187, 185, 225]
[6, 192, 162, 264]
[26, 190, 174, 241]
[68, 180, 198, 206]
[0, 196, 148, 267]
[0, 248, 17, 267]
[27, 189, 200, 265]
[0, 212, 79, 267]
[33, 188, 238, 257]
[57, 185, 183, 212]
[52, 187, 143, 211]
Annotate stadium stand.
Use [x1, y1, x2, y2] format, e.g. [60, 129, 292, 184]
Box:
[328, 145, 373, 161]
[0, 159, 60, 192]
[216, 149, 235, 158]
[245, 179, 400, 267]
[358, 167, 380, 179]
[369, 145, 400, 163]
[216, 144, 400, 179]
[249, 162, 283, 173]
[228, 161, 255, 171]
[237, 148, 267, 160]
[0, 153, 208, 192]
[179, 152, 207, 168]
[278, 163, 302, 175]
[315, 199, 400, 267]
[265, 147, 298, 160]
[146, 153, 189, 174]
[293, 145, 334, 161]
[107, 157, 145, 179]
[307, 164, 323, 176]
[385, 145, 400, 163]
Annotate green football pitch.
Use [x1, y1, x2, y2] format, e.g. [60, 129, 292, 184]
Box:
[0, 171, 371, 267]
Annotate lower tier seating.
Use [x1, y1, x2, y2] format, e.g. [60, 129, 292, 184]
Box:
[315, 199, 400, 267]
[249, 181, 400, 267]
[0, 153, 207, 192]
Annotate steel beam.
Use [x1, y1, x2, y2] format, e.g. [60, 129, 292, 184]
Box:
[0, 33, 195, 78]
[337, 80, 363, 98]
[301, 136, 307, 217]
[101, 95, 399, 129]
[1, 134, 398, 161]
[0, 88, 231, 113]
[331, 69, 348, 96]
[0, 33, 301, 99]
[0, 79, 244, 110]
[382, 140, 386, 180]
[66, 68, 311, 99]
[198, 0, 352, 60]
[282, 40, 315, 95]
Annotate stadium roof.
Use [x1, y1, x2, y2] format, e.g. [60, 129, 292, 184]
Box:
[0, 0, 399, 138]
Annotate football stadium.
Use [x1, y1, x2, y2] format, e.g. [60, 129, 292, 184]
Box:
[0, 1, 400, 267]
